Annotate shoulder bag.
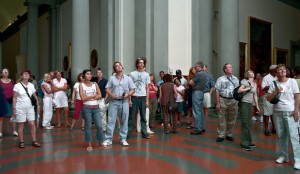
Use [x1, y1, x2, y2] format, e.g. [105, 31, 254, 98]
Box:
[20, 82, 37, 107]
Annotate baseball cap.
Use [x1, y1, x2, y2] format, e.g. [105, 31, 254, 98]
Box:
[269, 65, 277, 70]
[20, 69, 31, 76]
[176, 69, 182, 74]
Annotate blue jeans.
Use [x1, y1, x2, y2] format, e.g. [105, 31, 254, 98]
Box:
[192, 90, 204, 132]
[82, 106, 103, 142]
[105, 99, 129, 142]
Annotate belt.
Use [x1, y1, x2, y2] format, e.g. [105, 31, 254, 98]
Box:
[220, 95, 233, 100]
[114, 99, 123, 101]
[131, 96, 146, 98]
[83, 104, 99, 109]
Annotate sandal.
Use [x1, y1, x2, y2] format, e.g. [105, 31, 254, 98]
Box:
[32, 141, 41, 147]
[19, 142, 25, 148]
[81, 127, 85, 131]
[87, 146, 93, 151]
[65, 124, 71, 127]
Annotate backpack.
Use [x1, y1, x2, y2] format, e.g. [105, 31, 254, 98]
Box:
[233, 85, 243, 101]
[227, 77, 250, 101]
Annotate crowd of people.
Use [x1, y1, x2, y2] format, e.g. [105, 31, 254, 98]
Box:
[1, 59, 300, 169]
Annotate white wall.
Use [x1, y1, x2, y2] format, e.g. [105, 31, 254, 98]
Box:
[168, 0, 191, 75]
[239, 0, 300, 49]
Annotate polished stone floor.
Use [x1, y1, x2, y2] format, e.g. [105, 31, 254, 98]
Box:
[1, 112, 300, 174]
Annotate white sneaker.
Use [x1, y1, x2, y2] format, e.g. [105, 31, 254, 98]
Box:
[147, 130, 154, 134]
[44, 126, 53, 130]
[252, 116, 257, 121]
[276, 157, 289, 164]
[260, 116, 263, 123]
[13, 131, 18, 136]
[0, 133, 3, 138]
[103, 140, 112, 147]
[294, 162, 300, 170]
[121, 140, 129, 146]
[269, 118, 272, 123]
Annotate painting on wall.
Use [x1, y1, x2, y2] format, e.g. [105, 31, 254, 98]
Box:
[274, 47, 288, 65]
[239, 42, 247, 79]
[248, 17, 272, 74]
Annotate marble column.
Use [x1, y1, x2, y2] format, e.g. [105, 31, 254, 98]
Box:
[153, 0, 168, 76]
[217, 0, 239, 76]
[100, 0, 114, 78]
[71, 0, 90, 83]
[114, 0, 135, 72]
[26, 2, 39, 76]
[50, 3, 59, 71]
[192, 0, 213, 69]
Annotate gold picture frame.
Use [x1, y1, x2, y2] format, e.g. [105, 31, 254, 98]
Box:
[274, 47, 288, 65]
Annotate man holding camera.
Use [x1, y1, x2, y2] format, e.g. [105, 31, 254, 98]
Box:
[103, 61, 135, 147]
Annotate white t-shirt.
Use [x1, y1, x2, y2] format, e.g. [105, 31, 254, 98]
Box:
[262, 73, 277, 89]
[130, 71, 150, 97]
[268, 78, 299, 111]
[13, 82, 36, 108]
[82, 83, 99, 106]
[73, 82, 81, 100]
[176, 85, 185, 102]
[42, 82, 53, 98]
[177, 77, 187, 86]
[53, 78, 67, 96]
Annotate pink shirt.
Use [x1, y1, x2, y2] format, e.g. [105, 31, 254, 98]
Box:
[0, 79, 14, 99]
[148, 83, 157, 99]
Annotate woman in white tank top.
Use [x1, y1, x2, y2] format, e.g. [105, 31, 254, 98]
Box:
[79, 69, 103, 151]
[41, 73, 54, 130]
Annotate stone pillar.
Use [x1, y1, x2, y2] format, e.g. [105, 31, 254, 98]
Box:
[114, 0, 135, 72]
[153, 0, 168, 77]
[71, 0, 90, 83]
[192, 0, 213, 69]
[50, 3, 59, 71]
[100, 0, 114, 78]
[217, 0, 239, 76]
[168, 0, 192, 75]
[26, 1, 39, 76]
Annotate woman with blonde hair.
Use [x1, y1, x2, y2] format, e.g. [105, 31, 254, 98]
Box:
[41, 73, 54, 130]
[238, 69, 259, 151]
[185, 67, 196, 129]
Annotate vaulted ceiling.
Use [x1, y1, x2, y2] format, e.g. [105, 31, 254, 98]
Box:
[0, 0, 299, 34]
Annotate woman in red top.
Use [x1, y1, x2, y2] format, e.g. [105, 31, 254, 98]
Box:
[0, 68, 18, 138]
[148, 74, 158, 128]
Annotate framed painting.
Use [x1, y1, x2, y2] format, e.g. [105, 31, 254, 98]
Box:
[274, 47, 288, 65]
[248, 17, 272, 74]
[239, 42, 247, 79]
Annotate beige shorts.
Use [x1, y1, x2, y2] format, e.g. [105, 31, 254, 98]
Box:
[15, 106, 35, 123]
[203, 92, 211, 108]
[263, 94, 273, 116]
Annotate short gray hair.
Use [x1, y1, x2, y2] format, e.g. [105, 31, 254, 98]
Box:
[194, 61, 204, 68]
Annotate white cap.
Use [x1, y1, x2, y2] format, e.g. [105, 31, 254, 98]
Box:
[269, 65, 277, 70]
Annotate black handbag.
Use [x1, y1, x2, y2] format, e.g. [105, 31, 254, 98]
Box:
[20, 82, 37, 106]
[270, 81, 280, 104]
